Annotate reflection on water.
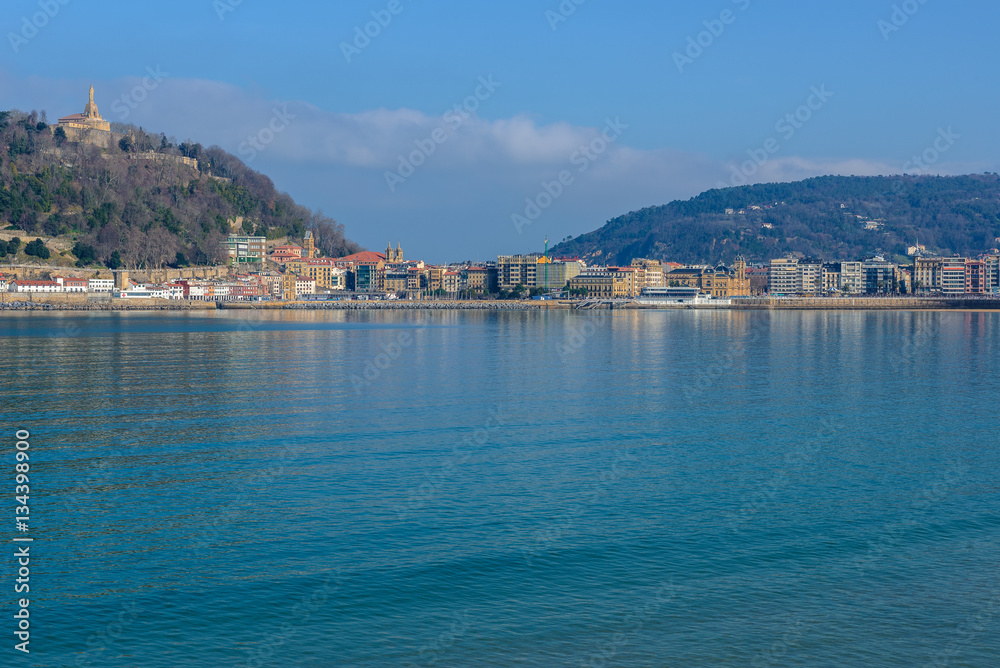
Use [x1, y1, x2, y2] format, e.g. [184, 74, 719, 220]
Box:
[2, 310, 999, 666]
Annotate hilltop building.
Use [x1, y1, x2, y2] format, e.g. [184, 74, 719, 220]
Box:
[58, 86, 116, 148]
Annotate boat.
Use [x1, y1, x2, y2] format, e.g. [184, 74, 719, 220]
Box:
[635, 286, 732, 306]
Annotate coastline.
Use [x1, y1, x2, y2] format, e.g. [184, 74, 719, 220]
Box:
[5, 297, 1000, 312]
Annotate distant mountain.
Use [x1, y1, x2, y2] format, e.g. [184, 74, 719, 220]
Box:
[549, 175, 1000, 266]
[0, 108, 360, 269]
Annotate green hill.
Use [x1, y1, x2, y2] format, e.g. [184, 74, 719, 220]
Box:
[0, 109, 360, 269]
[549, 174, 1000, 266]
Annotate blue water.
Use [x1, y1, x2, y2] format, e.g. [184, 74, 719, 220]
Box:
[2, 309, 999, 667]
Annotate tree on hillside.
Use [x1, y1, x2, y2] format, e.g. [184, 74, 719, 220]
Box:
[24, 238, 50, 259]
[73, 242, 98, 266]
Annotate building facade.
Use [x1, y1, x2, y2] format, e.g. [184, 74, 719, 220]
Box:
[226, 235, 267, 266]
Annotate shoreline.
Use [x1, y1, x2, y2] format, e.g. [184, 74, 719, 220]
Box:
[4, 297, 1000, 312]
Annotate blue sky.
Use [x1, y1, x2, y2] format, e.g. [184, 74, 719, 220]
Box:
[3, 0, 997, 261]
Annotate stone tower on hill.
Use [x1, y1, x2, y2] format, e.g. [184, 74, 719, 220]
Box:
[57, 85, 115, 148]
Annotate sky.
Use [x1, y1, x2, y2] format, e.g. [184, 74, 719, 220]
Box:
[3, 0, 998, 262]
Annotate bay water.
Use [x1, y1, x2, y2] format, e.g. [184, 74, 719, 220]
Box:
[2, 309, 998, 666]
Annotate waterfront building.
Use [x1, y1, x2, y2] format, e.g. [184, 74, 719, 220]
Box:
[535, 257, 585, 289]
[294, 277, 316, 298]
[840, 262, 864, 294]
[631, 259, 664, 289]
[965, 259, 987, 294]
[767, 257, 821, 295]
[427, 267, 444, 293]
[464, 266, 498, 295]
[913, 257, 942, 293]
[668, 258, 749, 297]
[822, 263, 841, 293]
[798, 259, 822, 295]
[285, 258, 347, 290]
[88, 278, 114, 293]
[497, 254, 544, 289]
[567, 268, 632, 299]
[9, 280, 61, 293]
[985, 255, 1000, 293]
[862, 257, 899, 294]
[255, 273, 284, 299]
[353, 264, 381, 292]
[53, 276, 88, 292]
[443, 271, 461, 294]
[384, 267, 409, 295]
[940, 257, 967, 295]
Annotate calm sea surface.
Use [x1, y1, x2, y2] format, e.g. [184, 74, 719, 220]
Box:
[2, 309, 999, 667]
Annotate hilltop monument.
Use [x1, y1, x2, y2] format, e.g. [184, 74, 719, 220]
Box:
[58, 85, 114, 147]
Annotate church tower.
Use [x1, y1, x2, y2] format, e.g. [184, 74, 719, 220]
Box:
[734, 256, 748, 295]
[304, 231, 315, 259]
[395, 242, 403, 263]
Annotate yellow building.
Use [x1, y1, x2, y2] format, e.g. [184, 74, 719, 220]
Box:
[567, 269, 632, 299]
[665, 257, 749, 297]
[427, 267, 443, 292]
[631, 259, 664, 289]
[58, 86, 114, 148]
[285, 259, 346, 290]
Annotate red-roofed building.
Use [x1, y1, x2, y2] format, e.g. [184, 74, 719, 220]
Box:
[53, 276, 89, 292]
[335, 251, 386, 268]
[270, 245, 304, 264]
[10, 280, 62, 293]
